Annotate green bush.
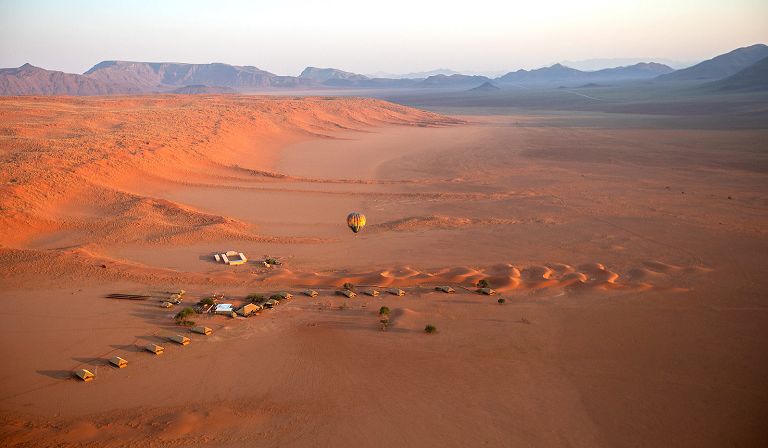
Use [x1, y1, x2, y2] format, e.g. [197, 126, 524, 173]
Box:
[247, 293, 265, 302]
[265, 257, 281, 265]
[498, 298, 505, 304]
[180, 320, 195, 327]
[379, 306, 391, 316]
[175, 307, 195, 320]
[424, 324, 437, 334]
[477, 279, 490, 289]
[198, 297, 216, 306]
[343, 282, 355, 291]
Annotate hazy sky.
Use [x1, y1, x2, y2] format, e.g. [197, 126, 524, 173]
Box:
[1, 0, 766, 75]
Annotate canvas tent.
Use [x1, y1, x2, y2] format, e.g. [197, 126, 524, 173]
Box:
[237, 303, 262, 317]
[191, 326, 212, 335]
[168, 334, 190, 345]
[74, 368, 95, 381]
[109, 356, 128, 368]
[145, 343, 164, 355]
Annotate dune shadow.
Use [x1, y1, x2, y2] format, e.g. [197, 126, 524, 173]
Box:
[36, 369, 72, 380]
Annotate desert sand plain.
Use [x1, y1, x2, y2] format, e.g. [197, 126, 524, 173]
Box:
[0, 95, 766, 447]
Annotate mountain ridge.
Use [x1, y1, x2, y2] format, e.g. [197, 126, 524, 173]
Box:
[656, 44, 768, 81]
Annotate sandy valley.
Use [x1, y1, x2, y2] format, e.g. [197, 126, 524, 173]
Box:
[0, 95, 766, 447]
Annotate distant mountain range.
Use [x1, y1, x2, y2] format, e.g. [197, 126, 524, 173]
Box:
[365, 68, 461, 79]
[299, 67, 369, 83]
[467, 81, 500, 92]
[708, 56, 768, 92]
[495, 62, 673, 85]
[1, 44, 766, 95]
[84, 61, 312, 89]
[0, 63, 138, 95]
[656, 44, 768, 81]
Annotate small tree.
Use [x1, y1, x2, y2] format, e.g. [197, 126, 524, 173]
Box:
[175, 307, 195, 320]
[477, 279, 490, 289]
[343, 282, 355, 291]
[379, 306, 391, 316]
[424, 324, 437, 334]
[175, 307, 196, 326]
[497, 298, 505, 305]
[198, 297, 216, 306]
[247, 293, 265, 303]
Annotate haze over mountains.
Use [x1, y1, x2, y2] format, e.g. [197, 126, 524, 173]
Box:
[657, 44, 768, 81]
[1, 44, 766, 96]
[709, 56, 768, 92]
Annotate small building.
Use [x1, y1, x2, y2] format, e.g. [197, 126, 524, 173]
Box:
[277, 291, 293, 300]
[435, 286, 455, 293]
[364, 289, 380, 297]
[215, 251, 248, 266]
[191, 326, 212, 335]
[237, 303, 262, 317]
[145, 343, 164, 355]
[304, 289, 318, 298]
[214, 304, 234, 315]
[109, 356, 128, 368]
[337, 289, 356, 298]
[387, 288, 406, 296]
[160, 301, 173, 308]
[74, 368, 95, 381]
[168, 294, 183, 304]
[263, 299, 279, 308]
[168, 334, 190, 345]
[478, 287, 496, 295]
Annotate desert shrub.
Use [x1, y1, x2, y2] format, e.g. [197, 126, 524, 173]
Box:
[247, 293, 265, 302]
[175, 307, 195, 321]
[264, 257, 281, 265]
[424, 324, 437, 334]
[520, 317, 531, 325]
[180, 320, 195, 327]
[477, 279, 490, 289]
[498, 298, 506, 304]
[379, 306, 391, 316]
[339, 301, 349, 310]
[342, 282, 355, 291]
[269, 294, 283, 301]
[198, 297, 216, 306]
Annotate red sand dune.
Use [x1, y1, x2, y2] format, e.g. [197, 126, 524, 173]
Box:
[1, 95, 766, 448]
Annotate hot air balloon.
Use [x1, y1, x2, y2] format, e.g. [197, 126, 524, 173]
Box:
[346, 212, 366, 234]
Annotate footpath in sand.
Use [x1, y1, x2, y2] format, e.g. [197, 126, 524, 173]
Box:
[0, 96, 767, 447]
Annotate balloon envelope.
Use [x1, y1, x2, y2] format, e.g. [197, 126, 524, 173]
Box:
[347, 212, 366, 233]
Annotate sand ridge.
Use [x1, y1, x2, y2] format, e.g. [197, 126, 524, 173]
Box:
[0, 245, 707, 293]
[0, 95, 462, 249]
